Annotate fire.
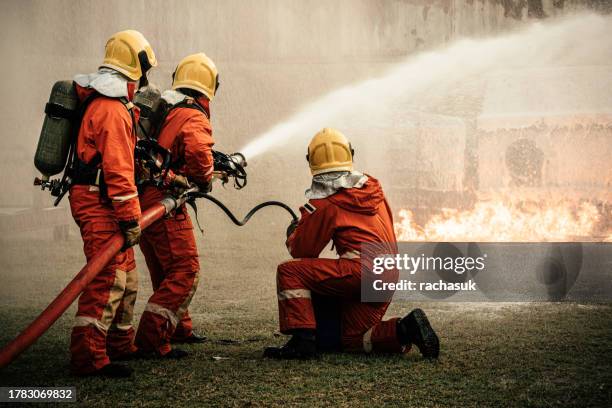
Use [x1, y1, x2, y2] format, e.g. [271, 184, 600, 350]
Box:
[394, 200, 608, 242]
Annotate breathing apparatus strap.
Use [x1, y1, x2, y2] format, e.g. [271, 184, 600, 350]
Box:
[44, 102, 76, 120]
[53, 87, 99, 205]
[175, 97, 209, 118]
[54, 91, 136, 205]
[135, 96, 209, 189]
[149, 96, 208, 141]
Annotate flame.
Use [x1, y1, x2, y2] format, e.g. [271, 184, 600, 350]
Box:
[394, 200, 608, 242]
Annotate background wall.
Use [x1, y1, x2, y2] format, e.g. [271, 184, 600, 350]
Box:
[0, 0, 604, 209]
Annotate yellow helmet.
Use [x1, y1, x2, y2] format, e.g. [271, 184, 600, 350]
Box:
[172, 53, 219, 101]
[307, 128, 354, 175]
[101, 30, 157, 81]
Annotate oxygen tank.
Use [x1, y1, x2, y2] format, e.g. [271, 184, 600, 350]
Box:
[34, 80, 78, 180]
[133, 84, 162, 139]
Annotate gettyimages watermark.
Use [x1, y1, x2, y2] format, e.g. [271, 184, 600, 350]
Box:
[360, 242, 612, 302]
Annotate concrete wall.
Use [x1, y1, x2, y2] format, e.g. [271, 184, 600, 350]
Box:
[0, 0, 602, 209]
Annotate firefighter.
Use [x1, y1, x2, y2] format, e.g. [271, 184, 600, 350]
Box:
[134, 53, 219, 358]
[264, 128, 440, 359]
[69, 30, 157, 377]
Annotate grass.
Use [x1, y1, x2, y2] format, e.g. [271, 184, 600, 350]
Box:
[0, 236, 611, 407]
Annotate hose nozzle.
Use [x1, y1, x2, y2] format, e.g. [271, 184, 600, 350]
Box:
[212, 150, 247, 189]
[229, 152, 247, 169]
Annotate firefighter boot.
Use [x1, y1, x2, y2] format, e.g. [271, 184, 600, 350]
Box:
[397, 308, 439, 359]
[263, 329, 317, 360]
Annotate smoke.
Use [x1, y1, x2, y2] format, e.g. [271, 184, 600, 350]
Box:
[240, 13, 612, 159]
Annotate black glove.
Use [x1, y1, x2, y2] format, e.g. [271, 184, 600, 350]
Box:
[286, 219, 299, 238]
[119, 220, 141, 250]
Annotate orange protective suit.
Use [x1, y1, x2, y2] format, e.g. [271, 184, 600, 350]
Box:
[69, 85, 141, 374]
[277, 176, 405, 353]
[135, 98, 214, 355]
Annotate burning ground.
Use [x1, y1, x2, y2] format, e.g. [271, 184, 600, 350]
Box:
[394, 198, 612, 242]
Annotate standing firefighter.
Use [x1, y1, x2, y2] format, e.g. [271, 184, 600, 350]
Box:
[264, 128, 440, 359]
[69, 30, 156, 377]
[134, 53, 219, 358]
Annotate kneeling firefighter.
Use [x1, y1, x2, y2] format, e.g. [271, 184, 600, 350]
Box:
[134, 53, 220, 358]
[67, 30, 156, 376]
[264, 128, 440, 359]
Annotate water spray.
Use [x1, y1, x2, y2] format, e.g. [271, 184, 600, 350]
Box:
[239, 13, 612, 160]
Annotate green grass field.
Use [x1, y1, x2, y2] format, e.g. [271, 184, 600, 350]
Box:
[0, 235, 611, 407]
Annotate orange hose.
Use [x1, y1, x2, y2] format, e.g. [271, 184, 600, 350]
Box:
[0, 201, 172, 368]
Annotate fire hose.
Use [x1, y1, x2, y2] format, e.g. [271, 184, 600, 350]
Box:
[0, 189, 297, 368]
[195, 192, 297, 226]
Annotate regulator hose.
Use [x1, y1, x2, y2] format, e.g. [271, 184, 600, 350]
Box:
[193, 193, 298, 226]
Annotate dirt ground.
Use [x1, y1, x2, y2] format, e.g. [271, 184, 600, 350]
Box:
[0, 224, 611, 407]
